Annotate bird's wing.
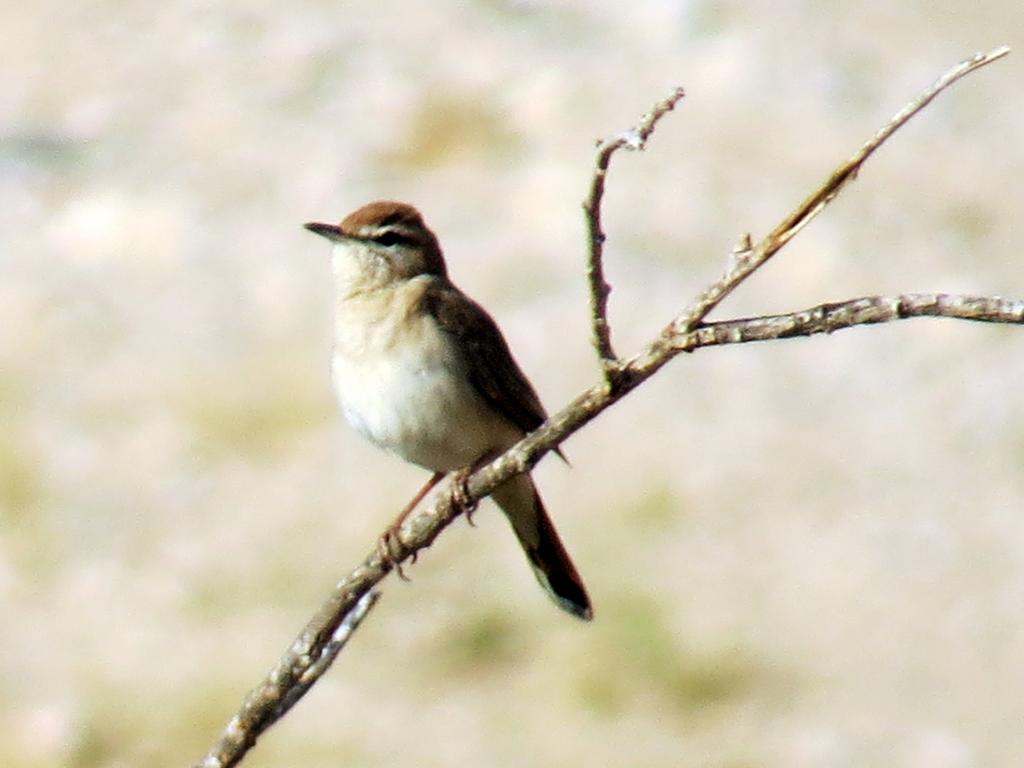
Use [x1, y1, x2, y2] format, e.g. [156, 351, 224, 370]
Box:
[422, 279, 549, 437]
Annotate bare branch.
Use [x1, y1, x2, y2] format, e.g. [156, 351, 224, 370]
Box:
[194, 48, 1014, 768]
[299, 289, 1024, 625]
[673, 45, 1011, 335]
[583, 87, 686, 381]
[194, 590, 380, 768]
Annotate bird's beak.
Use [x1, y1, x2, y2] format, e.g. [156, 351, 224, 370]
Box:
[303, 222, 349, 242]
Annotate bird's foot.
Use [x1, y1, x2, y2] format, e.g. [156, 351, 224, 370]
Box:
[376, 526, 411, 580]
[376, 471, 445, 580]
[450, 467, 480, 525]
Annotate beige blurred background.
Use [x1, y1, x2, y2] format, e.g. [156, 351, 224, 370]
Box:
[3, 2, 1023, 767]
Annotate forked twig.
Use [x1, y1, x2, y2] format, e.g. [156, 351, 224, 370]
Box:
[670, 45, 1011, 336]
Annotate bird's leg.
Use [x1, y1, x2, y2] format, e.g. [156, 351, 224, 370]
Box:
[378, 471, 445, 579]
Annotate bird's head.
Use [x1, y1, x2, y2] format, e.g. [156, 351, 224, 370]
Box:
[305, 201, 447, 293]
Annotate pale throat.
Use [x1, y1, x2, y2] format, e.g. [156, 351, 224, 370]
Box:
[332, 269, 434, 361]
[330, 242, 396, 298]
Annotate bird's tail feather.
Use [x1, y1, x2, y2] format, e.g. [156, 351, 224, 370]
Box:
[492, 475, 593, 621]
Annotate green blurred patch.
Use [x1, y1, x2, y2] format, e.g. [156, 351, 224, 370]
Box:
[0, 435, 43, 520]
[185, 392, 322, 460]
[947, 203, 994, 245]
[34, 670, 372, 768]
[431, 607, 526, 677]
[576, 594, 756, 718]
[184, 550, 328, 621]
[0, 377, 43, 518]
[184, 569, 250, 620]
[175, 354, 330, 463]
[624, 481, 682, 530]
[61, 676, 250, 768]
[0, 439, 57, 582]
[0, 133, 88, 170]
[376, 91, 521, 170]
[688, 0, 731, 35]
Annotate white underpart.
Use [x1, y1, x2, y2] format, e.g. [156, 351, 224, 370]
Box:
[330, 243, 519, 472]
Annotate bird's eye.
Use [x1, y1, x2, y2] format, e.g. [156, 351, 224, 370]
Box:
[373, 230, 409, 247]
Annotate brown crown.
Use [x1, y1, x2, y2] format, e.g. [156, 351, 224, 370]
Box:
[339, 200, 427, 236]
[337, 200, 446, 276]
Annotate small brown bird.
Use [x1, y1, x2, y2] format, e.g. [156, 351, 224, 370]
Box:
[305, 201, 592, 620]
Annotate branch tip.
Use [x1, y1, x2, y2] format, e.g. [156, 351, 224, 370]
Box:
[673, 46, 1009, 333]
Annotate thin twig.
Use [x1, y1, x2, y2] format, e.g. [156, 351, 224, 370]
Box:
[582, 87, 686, 383]
[672, 45, 1011, 336]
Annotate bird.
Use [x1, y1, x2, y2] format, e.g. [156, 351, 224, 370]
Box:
[304, 200, 592, 620]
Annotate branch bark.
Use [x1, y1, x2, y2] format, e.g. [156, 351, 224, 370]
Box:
[583, 87, 686, 379]
[193, 46, 1013, 768]
[195, 590, 379, 768]
[673, 45, 1011, 334]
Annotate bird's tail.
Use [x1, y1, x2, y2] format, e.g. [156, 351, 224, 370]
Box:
[492, 474, 593, 621]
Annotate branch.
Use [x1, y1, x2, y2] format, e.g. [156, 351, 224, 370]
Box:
[194, 290, 1021, 768]
[194, 590, 380, 768]
[673, 45, 1011, 334]
[678, 292, 1024, 350]
[582, 87, 686, 381]
[193, 47, 1012, 768]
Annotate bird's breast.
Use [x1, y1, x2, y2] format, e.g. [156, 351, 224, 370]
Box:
[331, 284, 515, 471]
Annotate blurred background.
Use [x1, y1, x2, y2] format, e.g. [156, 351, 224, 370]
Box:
[3, 1, 1023, 766]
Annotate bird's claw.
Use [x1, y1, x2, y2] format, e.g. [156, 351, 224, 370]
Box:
[377, 527, 411, 581]
[451, 468, 479, 525]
